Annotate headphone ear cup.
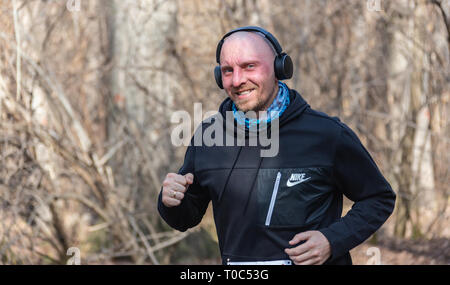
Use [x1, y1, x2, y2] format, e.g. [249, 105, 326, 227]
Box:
[214, 66, 224, 89]
[274, 53, 293, 80]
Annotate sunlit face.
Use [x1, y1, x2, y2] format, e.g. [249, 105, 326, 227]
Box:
[220, 32, 279, 113]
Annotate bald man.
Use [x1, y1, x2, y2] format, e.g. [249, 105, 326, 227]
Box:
[219, 31, 279, 113]
[158, 27, 396, 265]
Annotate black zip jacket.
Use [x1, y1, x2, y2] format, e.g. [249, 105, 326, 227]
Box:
[158, 88, 396, 265]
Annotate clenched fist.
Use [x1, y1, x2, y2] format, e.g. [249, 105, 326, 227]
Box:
[161, 173, 194, 207]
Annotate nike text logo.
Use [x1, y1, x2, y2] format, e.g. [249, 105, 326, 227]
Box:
[286, 173, 311, 187]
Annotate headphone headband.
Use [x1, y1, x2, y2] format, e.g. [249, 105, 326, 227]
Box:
[215, 26, 283, 64]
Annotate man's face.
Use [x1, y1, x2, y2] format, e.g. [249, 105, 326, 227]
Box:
[220, 32, 279, 113]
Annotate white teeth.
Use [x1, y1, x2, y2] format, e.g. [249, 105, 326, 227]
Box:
[237, 89, 253, 96]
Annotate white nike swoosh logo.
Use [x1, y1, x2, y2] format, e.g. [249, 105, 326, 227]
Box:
[286, 177, 311, 187]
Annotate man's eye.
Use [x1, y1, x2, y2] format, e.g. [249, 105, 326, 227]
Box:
[247, 64, 255, 69]
[223, 69, 232, 74]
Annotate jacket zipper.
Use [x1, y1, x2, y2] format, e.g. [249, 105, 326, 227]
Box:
[265, 172, 281, 226]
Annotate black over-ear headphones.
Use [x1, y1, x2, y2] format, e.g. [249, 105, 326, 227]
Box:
[214, 26, 293, 89]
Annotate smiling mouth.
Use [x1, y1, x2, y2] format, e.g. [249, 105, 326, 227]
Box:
[235, 88, 255, 97]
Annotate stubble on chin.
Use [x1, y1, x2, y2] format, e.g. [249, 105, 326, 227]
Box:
[234, 100, 258, 113]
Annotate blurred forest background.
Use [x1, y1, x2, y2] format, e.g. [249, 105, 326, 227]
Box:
[0, 0, 449, 265]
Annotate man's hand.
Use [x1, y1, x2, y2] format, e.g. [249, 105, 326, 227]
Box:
[284, 230, 331, 265]
[161, 173, 194, 207]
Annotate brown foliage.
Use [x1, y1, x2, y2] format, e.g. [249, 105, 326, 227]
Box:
[0, 0, 448, 264]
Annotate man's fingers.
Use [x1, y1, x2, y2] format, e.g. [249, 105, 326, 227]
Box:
[161, 173, 193, 208]
[296, 256, 321, 265]
[285, 241, 311, 257]
[170, 173, 189, 185]
[285, 231, 315, 256]
[289, 231, 312, 245]
[290, 249, 321, 264]
[173, 191, 184, 200]
[168, 173, 194, 187]
[164, 188, 185, 200]
[162, 196, 182, 207]
[165, 173, 194, 186]
[185, 173, 194, 185]
[169, 182, 188, 193]
[285, 231, 331, 265]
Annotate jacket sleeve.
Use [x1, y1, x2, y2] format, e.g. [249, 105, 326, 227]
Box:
[157, 141, 211, 232]
[319, 124, 396, 260]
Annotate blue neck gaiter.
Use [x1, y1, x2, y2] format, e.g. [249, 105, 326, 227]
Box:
[232, 81, 290, 129]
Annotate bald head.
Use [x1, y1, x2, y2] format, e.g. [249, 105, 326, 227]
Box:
[219, 31, 277, 66]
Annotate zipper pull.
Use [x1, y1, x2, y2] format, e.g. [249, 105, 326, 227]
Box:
[265, 172, 282, 226]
